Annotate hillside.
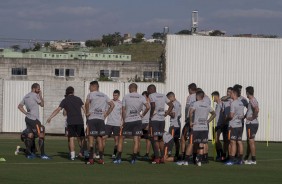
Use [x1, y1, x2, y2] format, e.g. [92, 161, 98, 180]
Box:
[90, 42, 164, 62]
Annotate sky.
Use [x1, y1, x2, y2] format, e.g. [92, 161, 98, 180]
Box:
[0, 0, 282, 43]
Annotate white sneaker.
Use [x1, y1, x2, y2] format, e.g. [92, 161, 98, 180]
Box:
[245, 160, 257, 165]
[176, 161, 188, 166]
[15, 146, 20, 155]
[111, 154, 116, 159]
[197, 161, 202, 167]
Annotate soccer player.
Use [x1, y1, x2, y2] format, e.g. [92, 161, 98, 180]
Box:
[163, 131, 177, 162]
[103, 90, 123, 159]
[225, 87, 245, 165]
[178, 90, 216, 166]
[18, 83, 50, 159]
[47, 86, 86, 160]
[181, 83, 197, 161]
[166, 92, 181, 159]
[244, 86, 259, 165]
[85, 81, 115, 164]
[137, 91, 151, 159]
[148, 84, 174, 164]
[15, 129, 36, 156]
[113, 83, 150, 164]
[211, 91, 225, 161]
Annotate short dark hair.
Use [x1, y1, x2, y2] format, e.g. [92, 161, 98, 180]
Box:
[188, 83, 197, 91]
[211, 91, 220, 97]
[233, 84, 242, 96]
[232, 87, 240, 97]
[166, 91, 175, 97]
[31, 83, 40, 89]
[227, 87, 233, 91]
[142, 91, 149, 97]
[90, 81, 99, 86]
[196, 90, 205, 99]
[246, 86, 254, 96]
[113, 90, 120, 95]
[65, 86, 74, 97]
[147, 84, 156, 90]
[129, 83, 138, 90]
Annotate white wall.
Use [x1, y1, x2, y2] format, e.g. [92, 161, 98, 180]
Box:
[166, 35, 282, 141]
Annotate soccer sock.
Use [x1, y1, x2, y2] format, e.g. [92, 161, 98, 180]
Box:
[203, 153, 208, 162]
[70, 151, 75, 159]
[132, 153, 137, 160]
[174, 138, 180, 157]
[31, 140, 36, 153]
[239, 154, 243, 161]
[219, 149, 224, 157]
[25, 138, 33, 155]
[229, 156, 235, 162]
[182, 152, 185, 160]
[197, 154, 203, 162]
[137, 152, 140, 156]
[184, 155, 191, 162]
[99, 151, 103, 159]
[117, 152, 122, 159]
[19, 148, 26, 153]
[251, 156, 256, 161]
[216, 149, 221, 157]
[153, 140, 159, 158]
[38, 138, 45, 155]
[89, 147, 94, 159]
[244, 154, 249, 160]
[160, 148, 164, 158]
[113, 145, 117, 155]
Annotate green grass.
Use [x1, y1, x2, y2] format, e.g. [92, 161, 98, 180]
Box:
[90, 42, 164, 62]
[0, 134, 282, 184]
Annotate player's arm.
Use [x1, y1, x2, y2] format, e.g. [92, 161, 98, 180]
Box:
[122, 106, 126, 126]
[165, 101, 174, 117]
[81, 105, 86, 116]
[85, 98, 90, 117]
[38, 91, 44, 107]
[150, 102, 156, 119]
[104, 101, 115, 118]
[47, 107, 62, 123]
[207, 111, 216, 123]
[189, 108, 195, 128]
[141, 102, 150, 117]
[18, 103, 28, 115]
[247, 103, 259, 121]
[63, 109, 67, 117]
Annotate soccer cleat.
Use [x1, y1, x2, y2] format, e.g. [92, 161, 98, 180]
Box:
[95, 154, 100, 159]
[97, 159, 105, 164]
[130, 159, 136, 164]
[196, 161, 202, 167]
[151, 158, 160, 164]
[245, 160, 257, 165]
[224, 160, 235, 166]
[15, 146, 20, 155]
[143, 154, 150, 160]
[176, 161, 189, 166]
[111, 154, 116, 159]
[86, 159, 94, 165]
[113, 158, 122, 164]
[70, 157, 75, 161]
[236, 160, 244, 165]
[27, 153, 36, 159]
[40, 154, 51, 160]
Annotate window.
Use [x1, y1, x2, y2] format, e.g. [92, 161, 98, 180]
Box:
[111, 70, 120, 78]
[65, 69, 75, 77]
[12, 68, 27, 75]
[95, 54, 98, 57]
[153, 71, 161, 81]
[143, 71, 152, 79]
[100, 70, 109, 77]
[55, 68, 64, 77]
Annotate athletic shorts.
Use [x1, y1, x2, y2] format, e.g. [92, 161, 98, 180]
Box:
[228, 127, 243, 141]
[105, 125, 121, 137]
[182, 121, 190, 136]
[164, 139, 174, 156]
[141, 123, 149, 139]
[246, 123, 259, 139]
[87, 119, 106, 136]
[213, 124, 228, 141]
[142, 123, 149, 130]
[67, 124, 85, 137]
[122, 121, 142, 136]
[149, 121, 165, 136]
[191, 130, 209, 144]
[169, 126, 180, 139]
[25, 117, 43, 137]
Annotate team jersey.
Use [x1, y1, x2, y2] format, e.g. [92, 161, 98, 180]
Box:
[191, 100, 213, 131]
[122, 92, 147, 123]
[163, 131, 173, 144]
[238, 96, 249, 108]
[106, 100, 122, 126]
[87, 91, 111, 120]
[149, 92, 170, 121]
[222, 98, 233, 118]
[20, 92, 41, 120]
[215, 101, 224, 126]
[142, 102, 150, 124]
[203, 95, 211, 106]
[246, 97, 259, 124]
[185, 93, 196, 120]
[170, 100, 181, 127]
[229, 99, 245, 128]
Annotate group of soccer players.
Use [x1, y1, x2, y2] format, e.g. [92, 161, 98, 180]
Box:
[16, 81, 259, 166]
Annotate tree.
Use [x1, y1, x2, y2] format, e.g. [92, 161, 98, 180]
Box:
[176, 30, 192, 35]
[102, 32, 122, 47]
[21, 48, 30, 53]
[85, 40, 102, 47]
[209, 30, 225, 36]
[44, 42, 50, 48]
[33, 42, 41, 51]
[152, 32, 164, 39]
[10, 45, 20, 51]
[132, 32, 145, 43]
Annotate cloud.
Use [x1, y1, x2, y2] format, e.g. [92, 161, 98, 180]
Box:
[214, 8, 282, 19]
[57, 6, 99, 16]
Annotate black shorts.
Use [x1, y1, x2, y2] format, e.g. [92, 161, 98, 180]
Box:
[181, 121, 190, 136]
[228, 127, 243, 141]
[149, 121, 165, 136]
[246, 124, 259, 139]
[142, 123, 149, 130]
[87, 119, 106, 136]
[141, 123, 149, 139]
[169, 126, 180, 139]
[25, 117, 43, 137]
[164, 139, 174, 156]
[67, 124, 85, 137]
[122, 121, 142, 136]
[105, 125, 121, 137]
[191, 130, 209, 144]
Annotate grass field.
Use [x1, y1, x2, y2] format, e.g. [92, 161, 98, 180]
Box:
[0, 134, 282, 184]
